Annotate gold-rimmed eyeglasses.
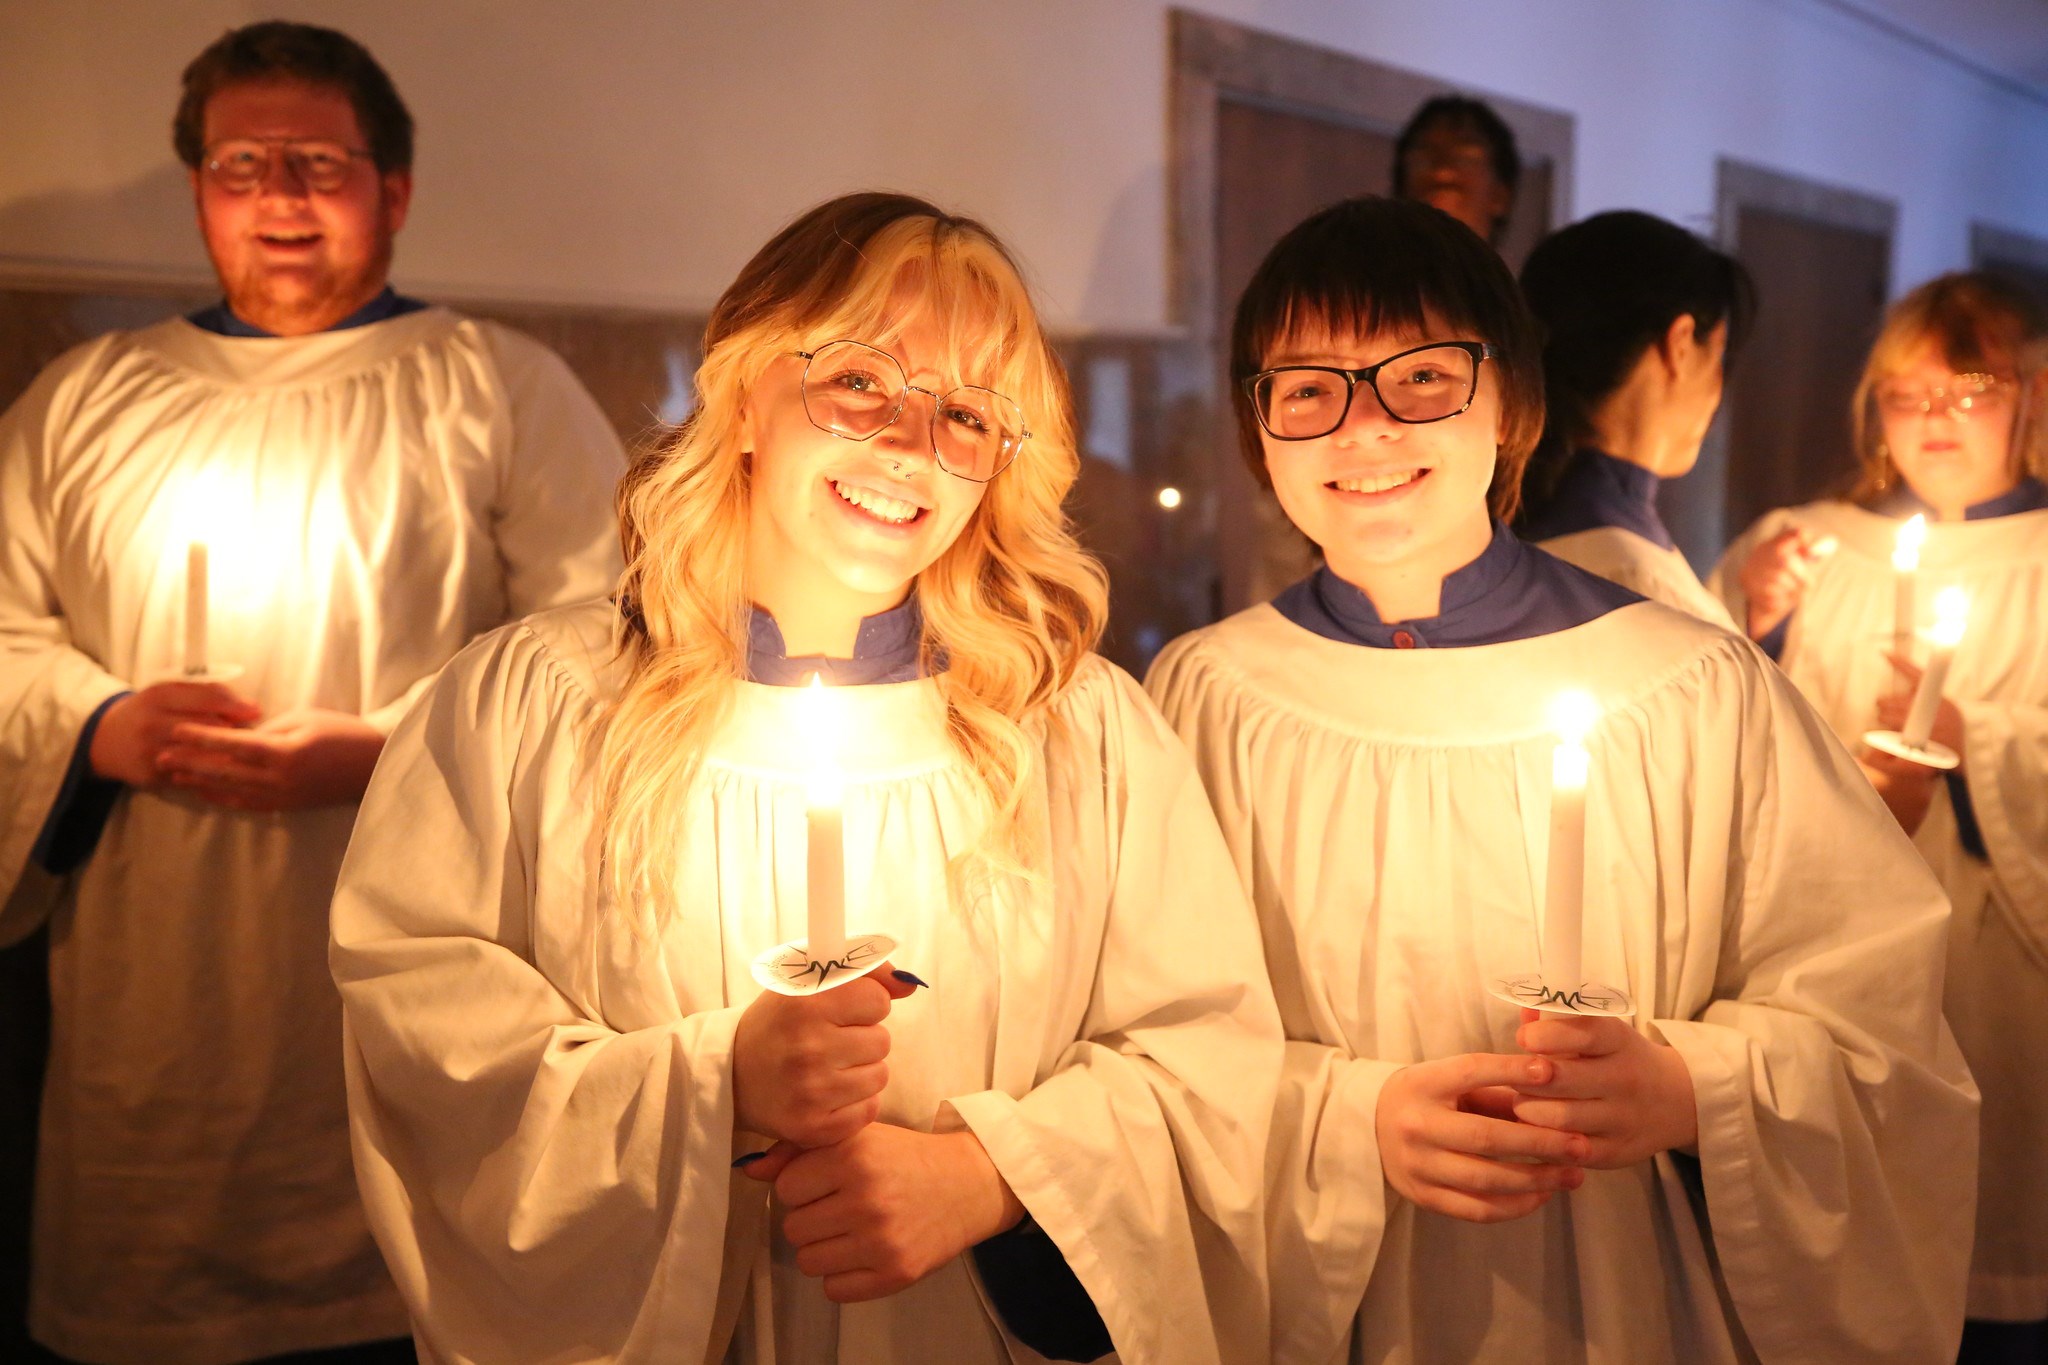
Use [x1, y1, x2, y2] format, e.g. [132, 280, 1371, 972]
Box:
[1874, 373, 2015, 422]
[201, 138, 372, 194]
[794, 339, 1029, 483]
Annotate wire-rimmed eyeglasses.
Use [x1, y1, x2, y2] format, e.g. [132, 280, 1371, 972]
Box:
[794, 340, 1029, 483]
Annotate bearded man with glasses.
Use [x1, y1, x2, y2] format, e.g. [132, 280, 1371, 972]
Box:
[0, 21, 624, 1365]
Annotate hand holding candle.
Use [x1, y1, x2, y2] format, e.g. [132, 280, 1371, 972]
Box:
[1864, 585, 1969, 770]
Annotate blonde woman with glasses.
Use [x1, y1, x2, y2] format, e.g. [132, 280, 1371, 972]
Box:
[1714, 273, 2048, 1362]
[329, 193, 1279, 1365]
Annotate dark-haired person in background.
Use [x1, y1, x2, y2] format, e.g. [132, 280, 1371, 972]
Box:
[0, 21, 623, 1363]
[1515, 210, 1753, 626]
[1392, 95, 1520, 246]
[1147, 194, 1974, 1363]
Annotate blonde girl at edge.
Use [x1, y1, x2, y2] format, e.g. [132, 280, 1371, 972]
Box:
[330, 193, 1279, 1365]
[1715, 272, 2048, 1363]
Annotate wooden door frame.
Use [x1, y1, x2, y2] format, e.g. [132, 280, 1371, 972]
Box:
[1688, 158, 1900, 561]
[1972, 221, 2048, 275]
[1168, 8, 1576, 340]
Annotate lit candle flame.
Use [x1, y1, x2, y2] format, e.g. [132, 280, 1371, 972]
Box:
[1549, 690, 1601, 747]
[1930, 586, 1969, 649]
[1892, 514, 1927, 573]
[801, 673, 844, 805]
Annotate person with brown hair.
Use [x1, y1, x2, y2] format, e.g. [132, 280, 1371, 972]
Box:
[329, 192, 1279, 1365]
[0, 20, 624, 1363]
[1148, 195, 1975, 1363]
[1714, 272, 2048, 1363]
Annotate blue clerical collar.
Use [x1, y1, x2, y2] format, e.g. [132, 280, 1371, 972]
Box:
[186, 285, 426, 338]
[746, 598, 925, 686]
[1875, 476, 2048, 522]
[1518, 449, 1674, 550]
[1273, 520, 1641, 649]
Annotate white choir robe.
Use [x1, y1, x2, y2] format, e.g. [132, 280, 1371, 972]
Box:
[328, 601, 1281, 1365]
[0, 308, 625, 1365]
[1715, 499, 2048, 1321]
[1535, 527, 1737, 630]
[1147, 598, 1977, 1364]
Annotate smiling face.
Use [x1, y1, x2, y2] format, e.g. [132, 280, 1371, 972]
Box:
[1399, 121, 1513, 242]
[740, 316, 992, 646]
[1260, 320, 1502, 611]
[191, 79, 411, 336]
[1878, 345, 2019, 516]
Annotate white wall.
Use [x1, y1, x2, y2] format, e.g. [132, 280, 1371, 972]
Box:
[3, 0, 2045, 330]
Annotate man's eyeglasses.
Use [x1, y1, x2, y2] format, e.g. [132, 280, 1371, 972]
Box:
[201, 138, 372, 194]
[1245, 341, 1496, 441]
[1874, 374, 2015, 421]
[794, 339, 1029, 483]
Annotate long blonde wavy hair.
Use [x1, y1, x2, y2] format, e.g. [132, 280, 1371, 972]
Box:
[601, 192, 1108, 930]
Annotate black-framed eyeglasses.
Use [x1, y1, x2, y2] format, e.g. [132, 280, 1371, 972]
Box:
[1245, 340, 1497, 441]
[793, 339, 1030, 483]
[201, 137, 373, 194]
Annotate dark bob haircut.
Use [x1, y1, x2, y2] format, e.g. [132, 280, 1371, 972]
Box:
[1228, 195, 1546, 521]
[1516, 210, 1755, 520]
[1393, 96, 1522, 197]
[173, 21, 414, 174]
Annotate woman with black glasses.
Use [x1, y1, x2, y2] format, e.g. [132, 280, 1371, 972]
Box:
[1148, 195, 1974, 1363]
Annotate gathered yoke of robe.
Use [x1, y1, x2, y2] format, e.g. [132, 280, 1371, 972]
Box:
[1715, 494, 2048, 1320]
[1148, 539, 1977, 1364]
[329, 599, 1281, 1365]
[0, 305, 625, 1365]
[1519, 448, 1736, 629]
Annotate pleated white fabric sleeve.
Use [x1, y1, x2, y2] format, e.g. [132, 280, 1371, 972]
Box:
[1717, 500, 2048, 1317]
[1150, 601, 1978, 1365]
[1537, 526, 1738, 630]
[333, 605, 1280, 1365]
[0, 340, 133, 940]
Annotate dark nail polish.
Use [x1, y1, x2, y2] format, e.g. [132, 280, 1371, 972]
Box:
[892, 969, 929, 989]
[731, 1151, 767, 1168]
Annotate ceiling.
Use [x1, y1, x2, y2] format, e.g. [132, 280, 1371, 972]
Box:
[1821, 0, 2048, 103]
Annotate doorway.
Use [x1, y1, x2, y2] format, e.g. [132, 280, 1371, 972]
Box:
[1972, 222, 2048, 314]
[1691, 160, 1895, 563]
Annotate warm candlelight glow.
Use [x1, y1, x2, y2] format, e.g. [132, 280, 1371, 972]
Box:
[1157, 486, 1183, 510]
[1929, 586, 1969, 649]
[1543, 690, 1599, 989]
[1899, 587, 1970, 750]
[801, 673, 846, 962]
[1891, 513, 1927, 573]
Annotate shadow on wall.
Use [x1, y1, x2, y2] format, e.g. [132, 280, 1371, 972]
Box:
[0, 163, 209, 288]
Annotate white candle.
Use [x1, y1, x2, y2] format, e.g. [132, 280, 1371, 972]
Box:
[1901, 587, 1968, 750]
[1543, 692, 1599, 989]
[183, 540, 209, 676]
[1892, 514, 1926, 661]
[801, 675, 845, 962]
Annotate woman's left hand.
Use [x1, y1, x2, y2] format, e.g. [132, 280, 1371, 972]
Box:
[746, 1124, 1025, 1302]
[1510, 1010, 1698, 1168]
